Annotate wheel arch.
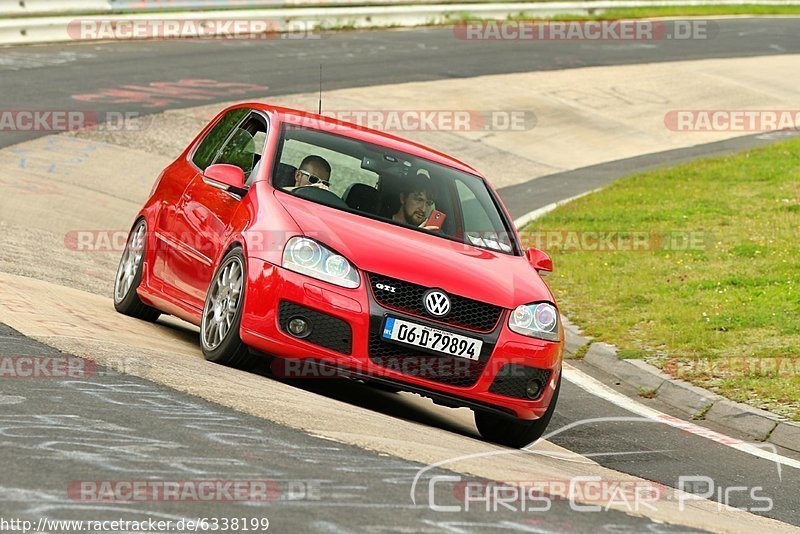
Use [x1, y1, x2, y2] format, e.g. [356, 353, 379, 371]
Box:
[221, 238, 246, 263]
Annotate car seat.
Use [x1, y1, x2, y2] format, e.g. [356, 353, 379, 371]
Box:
[274, 163, 298, 188]
[343, 183, 379, 213]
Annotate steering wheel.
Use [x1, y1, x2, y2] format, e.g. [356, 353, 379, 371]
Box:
[292, 186, 348, 209]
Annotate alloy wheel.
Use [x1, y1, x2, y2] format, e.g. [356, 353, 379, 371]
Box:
[202, 256, 244, 350]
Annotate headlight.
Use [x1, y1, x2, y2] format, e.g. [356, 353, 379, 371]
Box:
[508, 302, 559, 341]
[282, 237, 360, 289]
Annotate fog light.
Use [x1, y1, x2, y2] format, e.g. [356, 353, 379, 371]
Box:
[525, 380, 542, 399]
[287, 317, 310, 338]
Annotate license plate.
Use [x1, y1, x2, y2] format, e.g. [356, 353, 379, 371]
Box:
[381, 317, 482, 361]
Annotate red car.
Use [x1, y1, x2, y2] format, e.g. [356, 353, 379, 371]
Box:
[113, 103, 563, 447]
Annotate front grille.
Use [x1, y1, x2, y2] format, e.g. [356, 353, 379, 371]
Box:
[369, 273, 503, 332]
[368, 331, 488, 388]
[278, 301, 352, 355]
[488, 364, 551, 400]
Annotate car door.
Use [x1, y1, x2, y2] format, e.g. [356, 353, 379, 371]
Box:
[158, 107, 247, 303]
[148, 158, 199, 291]
[165, 110, 267, 310]
[150, 112, 252, 291]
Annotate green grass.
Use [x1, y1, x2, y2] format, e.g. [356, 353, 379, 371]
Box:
[525, 139, 800, 420]
[544, 5, 800, 19]
[23, 3, 797, 23]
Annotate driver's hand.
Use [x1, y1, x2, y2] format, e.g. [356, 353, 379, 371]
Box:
[421, 225, 441, 232]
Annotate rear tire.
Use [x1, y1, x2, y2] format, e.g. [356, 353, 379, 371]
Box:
[474, 373, 561, 448]
[200, 247, 255, 370]
[113, 219, 161, 322]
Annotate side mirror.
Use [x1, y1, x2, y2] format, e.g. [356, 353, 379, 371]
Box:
[203, 164, 246, 196]
[526, 247, 552, 275]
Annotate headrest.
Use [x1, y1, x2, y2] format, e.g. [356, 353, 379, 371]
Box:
[344, 183, 379, 212]
[274, 162, 297, 188]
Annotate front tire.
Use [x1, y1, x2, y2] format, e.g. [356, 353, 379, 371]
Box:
[113, 219, 161, 322]
[200, 247, 255, 369]
[475, 373, 561, 448]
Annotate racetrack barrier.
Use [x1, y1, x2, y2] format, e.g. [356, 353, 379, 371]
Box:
[0, 0, 513, 16]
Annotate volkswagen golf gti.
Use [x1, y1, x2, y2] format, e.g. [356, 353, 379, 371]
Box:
[113, 102, 564, 447]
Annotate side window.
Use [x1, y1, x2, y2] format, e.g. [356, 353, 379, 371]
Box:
[192, 108, 248, 171]
[213, 113, 268, 184]
[455, 179, 513, 252]
[456, 180, 492, 231]
[216, 129, 256, 176]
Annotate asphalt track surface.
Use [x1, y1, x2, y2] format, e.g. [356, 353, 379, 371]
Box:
[1, 18, 800, 532]
[0, 323, 702, 533]
[2, 17, 800, 150]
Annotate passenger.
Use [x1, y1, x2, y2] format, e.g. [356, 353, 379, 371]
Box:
[294, 155, 331, 189]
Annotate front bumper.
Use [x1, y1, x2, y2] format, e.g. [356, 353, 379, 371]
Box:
[240, 258, 563, 420]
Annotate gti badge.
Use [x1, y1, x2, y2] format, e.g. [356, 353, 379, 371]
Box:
[424, 289, 451, 317]
[375, 283, 396, 293]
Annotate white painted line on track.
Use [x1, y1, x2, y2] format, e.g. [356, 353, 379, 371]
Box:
[564, 363, 800, 472]
[513, 189, 599, 230]
[514, 196, 800, 472]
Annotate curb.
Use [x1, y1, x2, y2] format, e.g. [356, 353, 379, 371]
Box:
[565, 321, 800, 452]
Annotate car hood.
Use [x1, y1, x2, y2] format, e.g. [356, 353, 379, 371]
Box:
[275, 192, 553, 309]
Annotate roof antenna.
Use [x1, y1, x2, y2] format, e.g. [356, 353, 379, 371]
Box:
[318, 64, 323, 115]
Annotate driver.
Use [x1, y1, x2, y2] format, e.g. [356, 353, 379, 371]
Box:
[392, 172, 436, 228]
[294, 155, 331, 189]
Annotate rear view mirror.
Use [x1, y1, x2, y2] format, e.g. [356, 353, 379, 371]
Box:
[526, 247, 553, 275]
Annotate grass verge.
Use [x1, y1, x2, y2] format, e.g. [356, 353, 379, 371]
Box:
[525, 138, 800, 420]
[549, 5, 800, 19]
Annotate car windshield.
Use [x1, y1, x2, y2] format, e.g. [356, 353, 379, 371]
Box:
[272, 124, 517, 254]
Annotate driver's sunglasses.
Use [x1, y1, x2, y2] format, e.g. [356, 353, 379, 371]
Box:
[298, 170, 330, 188]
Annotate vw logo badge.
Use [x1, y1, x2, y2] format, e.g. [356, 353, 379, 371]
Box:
[424, 290, 451, 317]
